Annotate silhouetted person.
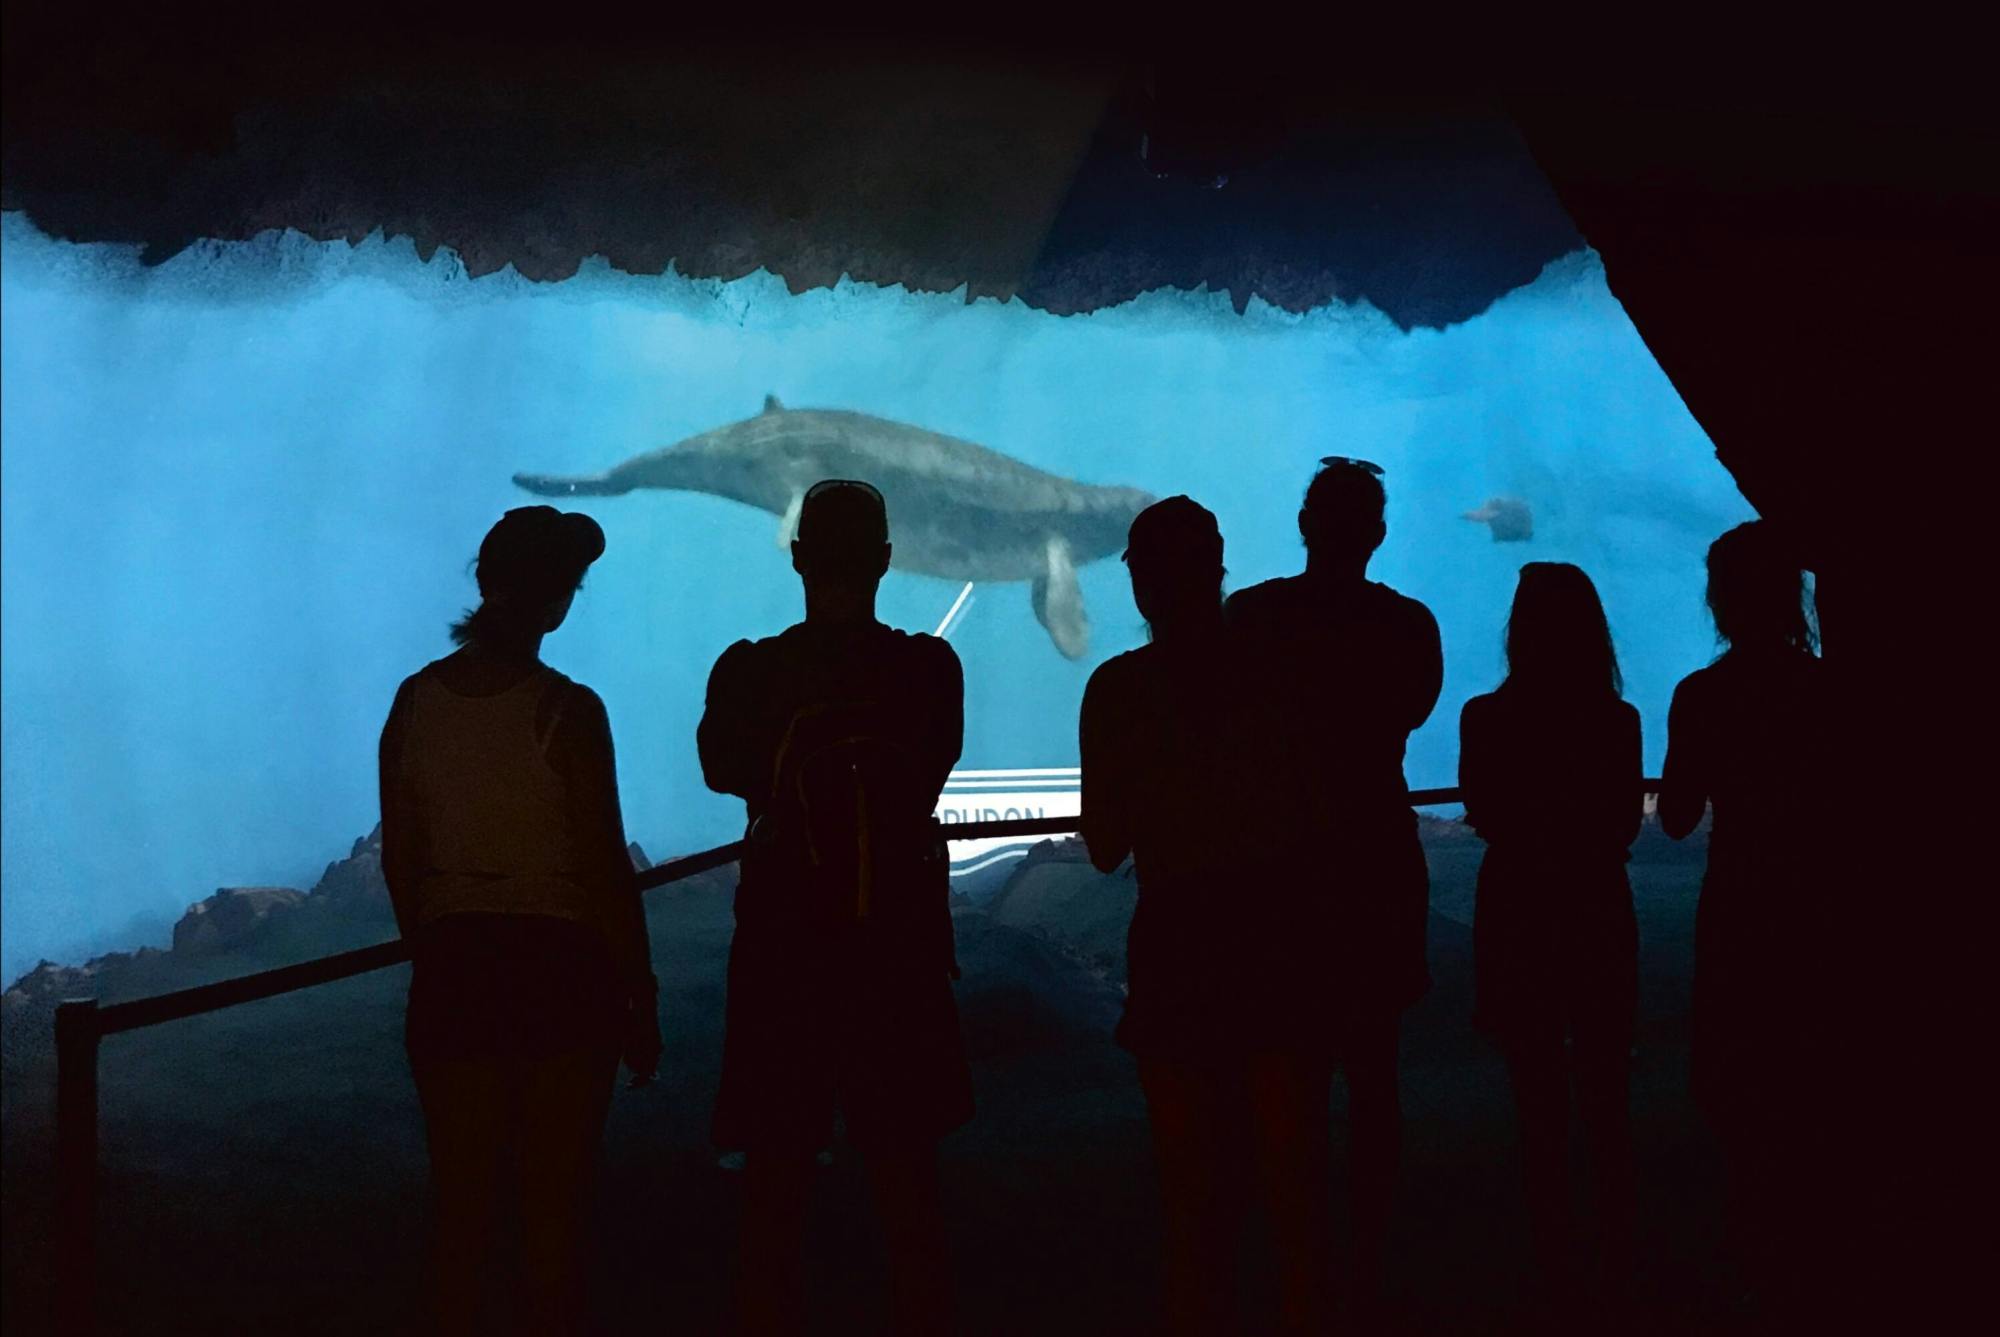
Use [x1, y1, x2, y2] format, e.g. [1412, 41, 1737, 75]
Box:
[1081, 497, 1277, 1335]
[1460, 563, 1641, 1321]
[1660, 519, 1829, 1314]
[378, 506, 661, 1337]
[698, 479, 971, 1336]
[1225, 457, 1443, 1320]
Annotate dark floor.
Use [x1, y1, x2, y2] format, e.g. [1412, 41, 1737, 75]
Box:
[3, 825, 1752, 1336]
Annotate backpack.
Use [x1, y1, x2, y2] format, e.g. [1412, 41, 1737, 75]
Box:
[750, 696, 946, 927]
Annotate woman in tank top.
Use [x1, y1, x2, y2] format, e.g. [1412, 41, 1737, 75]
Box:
[378, 506, 659, 1337]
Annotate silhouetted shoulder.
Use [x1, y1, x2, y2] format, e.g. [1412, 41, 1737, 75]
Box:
[1673, 661, 1723, 697]
[379, 673, 423, 768]
[1362, 580, 1441, 644]
[1222, 575, 1302, 627]
[1085, 644, 1153, 695]
[900, 628, 963, 689]
[1383, 581, 1439, 624]
[1226, 575, 1435, 629]
[705, 636, 778, 700]
[1668, 662, 1724, 724]
[1079, 648, 1152, 769]
[389, 669, 425, 713]
[403, 657, 454, 694]
[1460, 690, 1502, 732]
[710, 635, 769, 673]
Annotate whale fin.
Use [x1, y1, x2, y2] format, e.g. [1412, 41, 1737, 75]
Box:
[763, 394, 784, 414]
[776, 489, 805, 547]
[1030, 535, 1089, 659]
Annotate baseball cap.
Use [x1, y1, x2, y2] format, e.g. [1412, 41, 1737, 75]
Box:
[1123, 495, 1223, 567]
[796, 479, 890, 549]
[476, 506, 606, 597]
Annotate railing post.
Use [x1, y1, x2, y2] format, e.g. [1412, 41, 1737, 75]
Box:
[55, 998, 100, 1337]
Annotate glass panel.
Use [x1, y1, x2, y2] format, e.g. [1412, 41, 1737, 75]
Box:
[1, 214, 1747, 976]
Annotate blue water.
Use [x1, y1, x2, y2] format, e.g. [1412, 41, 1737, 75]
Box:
[0, 213, 1751, 979]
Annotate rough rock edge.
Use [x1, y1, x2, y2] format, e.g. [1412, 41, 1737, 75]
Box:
[3, 825, 655, 1006]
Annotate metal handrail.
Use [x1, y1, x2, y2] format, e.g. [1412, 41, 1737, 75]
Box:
[79, 817, 1065, 1036]
[48, 783, 1661, 1336]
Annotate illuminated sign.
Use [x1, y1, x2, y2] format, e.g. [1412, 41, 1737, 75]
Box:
[936, 768, 1080, 876]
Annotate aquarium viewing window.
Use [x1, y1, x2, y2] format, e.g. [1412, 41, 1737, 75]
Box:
[0, 212, 1751, 977]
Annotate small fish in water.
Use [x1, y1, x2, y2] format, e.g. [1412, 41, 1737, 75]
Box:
[1462, 497, 1534, 543]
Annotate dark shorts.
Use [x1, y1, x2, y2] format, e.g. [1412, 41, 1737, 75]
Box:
[713, 924, 973, 1154]
[1129, 834, 1429, 1060]
[405, 913, 627, 1069]
[1116, 886, 1257, 1061]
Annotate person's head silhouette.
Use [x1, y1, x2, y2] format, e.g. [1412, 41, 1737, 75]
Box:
[1503, 561, 1623, 698]
[1122, 495, 1224, 637]
[451, 505, 605, 648]
[791, 479, 891, 617]
[1300, 456, 1387, 573]
[1705, 520, 1817, 655]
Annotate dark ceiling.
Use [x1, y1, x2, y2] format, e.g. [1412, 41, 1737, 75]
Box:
[0, 28, 1584, 329]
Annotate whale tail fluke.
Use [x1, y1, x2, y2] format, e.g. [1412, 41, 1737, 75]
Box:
[512, 471, 630, 498]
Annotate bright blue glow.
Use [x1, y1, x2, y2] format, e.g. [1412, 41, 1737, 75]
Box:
[0, 213, 1751, 978]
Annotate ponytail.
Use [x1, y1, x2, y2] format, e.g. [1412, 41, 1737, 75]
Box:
[448, 597, 546, 649]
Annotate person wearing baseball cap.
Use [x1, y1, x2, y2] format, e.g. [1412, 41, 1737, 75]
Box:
[699, 477, 971, 1334]
[379, 505, 658, 1335]
[450, 505, 608, 647]
[1122, 493, 1225, 577]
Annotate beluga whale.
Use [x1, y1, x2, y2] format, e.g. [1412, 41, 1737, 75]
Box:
[513, 396, 1157, 658]
[1462, 496, 1534, 543]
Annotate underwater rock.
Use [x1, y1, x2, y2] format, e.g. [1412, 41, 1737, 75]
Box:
[304, 825, 389, 915]
[2, 948, 161, 1012]
[946, 858, 1021, 908]
[986, 857, 1136, 986]
[1417, 814, 1480, 844]
[1015, 835, 1092, 871]
[948, 912, 1125, 1058]
[171, 887, 307, 955]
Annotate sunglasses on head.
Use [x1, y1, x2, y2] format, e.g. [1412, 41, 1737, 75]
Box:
[1320, 456, 1385, 477]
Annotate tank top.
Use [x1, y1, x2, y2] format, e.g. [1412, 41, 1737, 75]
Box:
[397, 663, 592, 929]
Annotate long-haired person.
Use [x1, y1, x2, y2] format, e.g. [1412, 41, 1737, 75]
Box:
[1081, 497, 1288, 1334]
[1460, 563, 1642, 1318]
[1660, 520, 1828, 1311]
[379, 507, 661, 1337]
